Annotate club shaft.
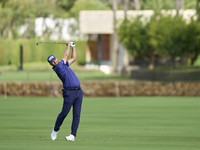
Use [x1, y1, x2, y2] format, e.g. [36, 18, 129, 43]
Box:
[39, 42, 66, 44]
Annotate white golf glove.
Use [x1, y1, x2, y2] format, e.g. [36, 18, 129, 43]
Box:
[70, 42, 75, 47]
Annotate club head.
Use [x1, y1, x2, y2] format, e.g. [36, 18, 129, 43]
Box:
[36, 42, 39, 46]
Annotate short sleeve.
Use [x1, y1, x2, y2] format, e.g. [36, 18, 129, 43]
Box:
[65, 61, 69, 67]
[60, 60, 64, 64]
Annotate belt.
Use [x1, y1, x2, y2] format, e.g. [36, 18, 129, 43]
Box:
[64, 87, 81, 90]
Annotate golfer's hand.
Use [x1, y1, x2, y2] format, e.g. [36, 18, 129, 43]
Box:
[66, 42, 70, 46]
[70, 42, 75, 47]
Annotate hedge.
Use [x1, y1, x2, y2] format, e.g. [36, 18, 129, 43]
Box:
[0, 39, 86, 66]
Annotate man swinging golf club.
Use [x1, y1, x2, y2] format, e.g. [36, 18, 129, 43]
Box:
[47, 42, 83, 141]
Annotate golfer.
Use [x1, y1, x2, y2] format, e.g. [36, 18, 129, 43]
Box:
[47, 42, 83, 141]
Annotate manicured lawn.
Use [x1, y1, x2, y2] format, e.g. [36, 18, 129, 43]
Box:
[0, 97, 200, 150]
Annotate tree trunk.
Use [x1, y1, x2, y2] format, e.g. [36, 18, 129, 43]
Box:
[149, 55, 156, 70]
[133, 0, 140, 10]
[144, 55, 155, 70]
[119, 0, 129, 75]
[176, 0, 184, 15]
[8, 27, 12, 40]
[176, 0, 184, 9]
[124, 0, 129, 19]
[112, 0, 118, 73]
[190, 52, 198, 66]
[171, 57, 176, 69]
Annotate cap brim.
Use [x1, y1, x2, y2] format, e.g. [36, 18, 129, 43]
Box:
[49, 58, 56, 64]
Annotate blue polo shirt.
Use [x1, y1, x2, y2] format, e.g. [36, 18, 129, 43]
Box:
[53, 60, 80, 88]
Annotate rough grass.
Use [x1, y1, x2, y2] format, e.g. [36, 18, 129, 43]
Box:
[0, 62, 130, 81]
[0, 71, 130, 81]
[0, 97, 200, 150]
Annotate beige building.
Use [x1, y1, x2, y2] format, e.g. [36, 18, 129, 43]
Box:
[79, 10, 196, 74]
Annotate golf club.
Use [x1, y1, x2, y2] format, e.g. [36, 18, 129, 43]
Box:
[36, 42, 66, 46]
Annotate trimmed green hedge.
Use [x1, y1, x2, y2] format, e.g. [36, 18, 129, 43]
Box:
[131, 69, 200, 81]
[0, 39, 86, 66]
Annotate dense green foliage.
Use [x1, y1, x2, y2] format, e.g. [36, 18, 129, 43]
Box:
[0, 0, 199, 69]
[149, 15, 188, 68]
[118, 17, 155, 68]
[141, 0, 196, 10]
[66, 0, 111, 19]
[0, 39, 86, 66]
[0, 97, 200, 150]
[0, 0, 197, 39]
[0, 0, 65, 39]
[118, 14, 200, 68]
[0, 0, 113, 39]
[184, 18, 200, 65]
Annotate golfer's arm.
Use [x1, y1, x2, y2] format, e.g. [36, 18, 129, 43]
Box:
[62, 44, 70, 63]
[68, 47, 76, 66]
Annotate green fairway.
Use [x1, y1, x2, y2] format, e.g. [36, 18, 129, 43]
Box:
[0, 97, 200, 150]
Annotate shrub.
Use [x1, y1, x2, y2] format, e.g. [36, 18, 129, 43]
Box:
[118, 16, 156, 69]
[118, 13, 200, 69]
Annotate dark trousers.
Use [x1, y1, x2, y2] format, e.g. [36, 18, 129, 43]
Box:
[54, 89, 83, 137]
